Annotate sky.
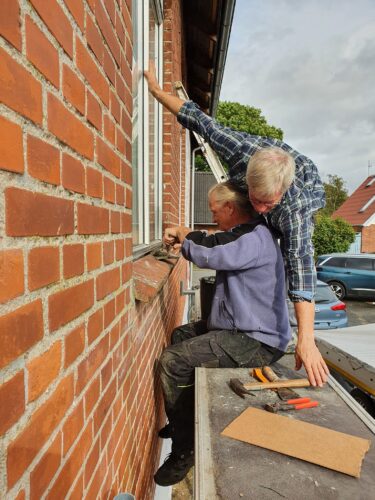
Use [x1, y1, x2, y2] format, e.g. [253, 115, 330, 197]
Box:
[220, 0, 375, 194]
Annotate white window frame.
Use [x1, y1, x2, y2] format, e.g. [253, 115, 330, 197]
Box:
[132, 0, 163, 249]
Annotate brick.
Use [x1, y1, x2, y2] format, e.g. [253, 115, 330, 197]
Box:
[0, 371, 25, 435]
[115, 239, 125, 261]
[103, 297, 115, 328]
[62, 401, 84, 455]
[70, 474, 84, 500]
[6, 187, 74, 237]
[122, 262, 132, 283]
[29, 0, 73, 57]
[110, 90, 121, 124]
[64, 324, 85, 368]
[62, 153, 85, 194]
[0, 47, 42, 124]
[111, 211, 121, 233]
[116, 127, 126, 155]
[0, 0, 21, 50]
[49, 280, 94, 332]
[97, 137, 121, 177]
[0, 249, 24, 304]
[95, 0, 121, 66]
[101, 357, 112, 390]
[63, 243, 84, 279]
[103, 240, 115, 265]
[7, 375, 74, 489]
[77, 335, 108, 394]
[104, 114, 116, 145]
[84, 439, 99, 487]
[104, 176, 115, 204]
[14, 490, 25, 500]
[96, 267, 120, 300]
[48, 93, 94, 160]
[0, 115, 24, 174]
[87, 308, 103, 345]
[27, 342, 62, 402]
[86, 167, 103, 199]
[94, 379, 116, 433]
[87, 90, 102, 131]
[26, 16, 59, 88]
[87, 242, 102, 271]
[27, 135, 60, 185]
[62, 64, 85, 115]
[103, 48, 116, 86]
[86, 14, 104, 63]
[0, 300, 43, 370]
[116, 183, 125, 206]
[46, 424, 92, 500]
[122, 212, 131, 233]
[84, 376, 100, 417]
[28, 246, 60, 291]
[64, 0, 84, 32]
[76, 37, 109, 106]
[30, 433, 62, 500]
[77, 203, 109, 234]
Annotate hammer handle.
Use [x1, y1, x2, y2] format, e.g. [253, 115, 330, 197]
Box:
[243, 378, 310, 391]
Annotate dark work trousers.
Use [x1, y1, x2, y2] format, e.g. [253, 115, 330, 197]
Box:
[159, 321, 284, 452]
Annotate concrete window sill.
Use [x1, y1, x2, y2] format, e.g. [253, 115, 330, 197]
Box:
[133, 254, 180, 302]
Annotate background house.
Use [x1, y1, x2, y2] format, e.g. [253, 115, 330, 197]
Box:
[0, 0, 235, 498]
[333, 175, 375, 253]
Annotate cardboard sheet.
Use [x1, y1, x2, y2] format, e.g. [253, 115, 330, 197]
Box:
[221, 407, 371, 477]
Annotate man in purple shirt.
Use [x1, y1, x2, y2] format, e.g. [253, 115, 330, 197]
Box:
[154, 181, 291, 486]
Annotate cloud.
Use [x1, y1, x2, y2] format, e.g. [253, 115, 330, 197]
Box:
[221, 0, 375, 192]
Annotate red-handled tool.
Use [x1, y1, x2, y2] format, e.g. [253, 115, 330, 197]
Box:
[264, 399, 319, 413]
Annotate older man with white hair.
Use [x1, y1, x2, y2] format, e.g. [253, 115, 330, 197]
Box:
[144, 65, 329, 390]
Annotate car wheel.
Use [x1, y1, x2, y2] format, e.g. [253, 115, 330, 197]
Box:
[328, 281, 346, 300]
[350, 388, 375, 417]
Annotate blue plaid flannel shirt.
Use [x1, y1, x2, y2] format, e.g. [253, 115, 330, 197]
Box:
[178, 101, 326, 302]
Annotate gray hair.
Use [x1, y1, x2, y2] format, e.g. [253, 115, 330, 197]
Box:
[246, 147, 295, 197]
[208, 181, 255, 217]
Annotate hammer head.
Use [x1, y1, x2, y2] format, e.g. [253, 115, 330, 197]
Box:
[229, 378, 256, 398]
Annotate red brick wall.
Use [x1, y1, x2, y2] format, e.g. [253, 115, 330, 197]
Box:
[362, 225, 375, 253]
[0, 0, 188, 498]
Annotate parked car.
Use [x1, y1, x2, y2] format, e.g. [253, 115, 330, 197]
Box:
[287, 280, 348, 331]
[316, 253, 375, 300]
[313, 280, 348, 329]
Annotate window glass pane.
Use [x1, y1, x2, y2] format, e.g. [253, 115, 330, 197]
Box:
[132, 0, 140, 245]
[315, 285, 337, 303]
[325, 257, 345, 267]
[148, 4, 156, 241]
[346, 258, 373, 270]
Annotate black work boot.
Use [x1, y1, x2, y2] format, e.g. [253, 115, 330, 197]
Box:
[158, 423, 172, 439]
[154, 448, 194, 486]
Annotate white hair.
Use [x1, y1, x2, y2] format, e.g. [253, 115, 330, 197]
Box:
[246, 147, 295, 197]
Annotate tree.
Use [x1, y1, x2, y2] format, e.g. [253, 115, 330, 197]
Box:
[216, 101, 283, 140]
[320, 174, 348, 216]
[313, 214, 355, 257]
[195, 101, 284, 172]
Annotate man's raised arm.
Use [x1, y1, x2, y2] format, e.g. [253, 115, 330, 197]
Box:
[144, 63, 185, 116]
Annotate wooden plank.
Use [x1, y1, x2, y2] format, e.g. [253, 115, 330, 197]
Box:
[222, 407, 371, 478]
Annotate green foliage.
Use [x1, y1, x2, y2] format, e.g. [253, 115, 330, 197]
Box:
[194, 154, 210, 172]
[216, 101, 284, 140]
[313, 214, 355, 257]
[320, 174, 348, 216]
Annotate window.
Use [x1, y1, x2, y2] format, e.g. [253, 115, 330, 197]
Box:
[132, 0, 163, 248]
[325, 257, 346, 268]
[346, 258, 374, 271]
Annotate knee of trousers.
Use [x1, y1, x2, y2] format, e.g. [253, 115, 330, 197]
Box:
[159, 348, 193, 382]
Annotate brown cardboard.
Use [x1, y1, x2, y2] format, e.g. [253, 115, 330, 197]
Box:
[221, 407, 371, 477]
